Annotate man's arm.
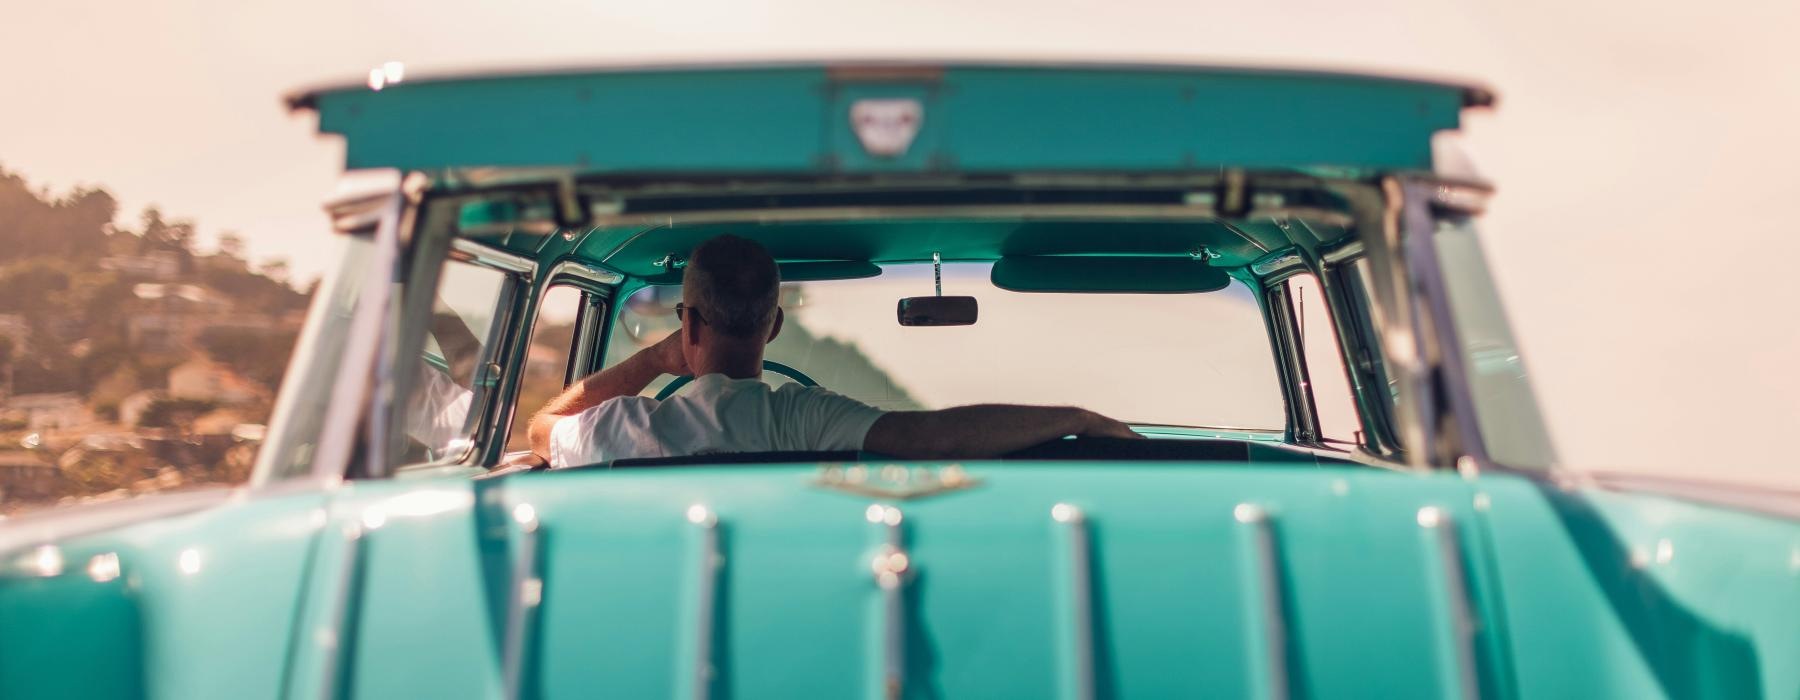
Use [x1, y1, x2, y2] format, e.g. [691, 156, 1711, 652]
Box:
[862, 405, 1140, 459]
[527, 332, 687, 459]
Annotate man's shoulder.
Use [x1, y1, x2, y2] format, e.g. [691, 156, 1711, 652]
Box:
[569, 394, 659, 423]
[770, 382, 844, 401]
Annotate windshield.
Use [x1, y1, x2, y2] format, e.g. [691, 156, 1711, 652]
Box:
[605, 262, 1283, 430]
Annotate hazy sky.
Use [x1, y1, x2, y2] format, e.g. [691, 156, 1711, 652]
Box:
[2, 0, 1795, 487]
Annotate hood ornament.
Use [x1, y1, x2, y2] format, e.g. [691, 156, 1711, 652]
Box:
[849, 98, 923, 158]
[814, 464, 979, 500]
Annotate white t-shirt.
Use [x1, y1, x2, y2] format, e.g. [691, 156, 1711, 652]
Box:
[406, 364, 473, 459]
[546, 374, 887, 468]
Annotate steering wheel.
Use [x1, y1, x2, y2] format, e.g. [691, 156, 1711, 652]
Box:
[653, 360, 820, 400]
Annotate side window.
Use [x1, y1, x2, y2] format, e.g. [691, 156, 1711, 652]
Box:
[1285, 273, 1360, 444]
[399, 258, 513, 463]
[1344, 257, 1403, 449]
[506, 286, 585, 452]
[1432, 219, 1556, 468]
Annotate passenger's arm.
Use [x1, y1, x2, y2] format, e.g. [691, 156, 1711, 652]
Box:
[527, 332, 687, 459]
[862, 405, 1140, 460]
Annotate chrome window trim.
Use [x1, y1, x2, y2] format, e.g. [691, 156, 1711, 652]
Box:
[1250, 248, 1304, 277]
[1260, 282, 1320, 445]
[450, 238, 537, 276]
[568, 294, 608, 381]
[1319, 260, 1402, 458]
[1331, 179, 1439, 467]
[546, 259, 624, 287]
[1395, 178, 1493, 469]
[483, 261, 619, 460]
[311, 191, 406, 483]
[380, 230, 534, 477]
[1320, 239, 1364, 265]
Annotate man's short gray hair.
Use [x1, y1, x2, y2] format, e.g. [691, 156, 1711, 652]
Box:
[682, 234, 780, 338]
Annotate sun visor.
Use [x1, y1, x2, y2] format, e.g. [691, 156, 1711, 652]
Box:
[780, 261, 882, 282]
[991, 256, 1230, 293]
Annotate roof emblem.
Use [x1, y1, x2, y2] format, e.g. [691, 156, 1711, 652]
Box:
[849, 98, 923, 158]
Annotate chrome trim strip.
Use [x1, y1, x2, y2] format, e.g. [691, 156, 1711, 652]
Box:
[1330, 179, 1435, 467]
[1233, 504, 1289, 700]
[1051, 503, 1095, 700]
[0, 486, 235, 557]
[317, 521, 365, 700]
[501, 504, 543, 700]
[325, 170, 405, 233]
[452, 237, 538, 276]
[1250, 249, 1304, 277]
[1320, 239, 1364, 265]
[1416, 507, 1479, 700]
[686, 505, 721, 700]
[1397, 178, 1493, 468]
[866, 504, 910, 700]
[312, 192, 403, 483]
[547, 259, 625, 286]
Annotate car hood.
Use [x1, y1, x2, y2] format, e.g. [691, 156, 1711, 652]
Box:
[330, 462, 1505, 698]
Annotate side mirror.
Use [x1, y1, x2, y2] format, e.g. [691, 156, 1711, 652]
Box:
[897, 296, 978, 326]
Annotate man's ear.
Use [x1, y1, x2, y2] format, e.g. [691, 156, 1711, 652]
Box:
[682, 315, 702, 346]
[767, 307, 784, 343]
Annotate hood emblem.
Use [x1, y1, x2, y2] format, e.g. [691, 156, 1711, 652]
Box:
[814, 464, 978, 500]
[849, 98, 923, 158]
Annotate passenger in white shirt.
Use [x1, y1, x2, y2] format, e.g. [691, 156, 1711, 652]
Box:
[528, 234, 1138, 468]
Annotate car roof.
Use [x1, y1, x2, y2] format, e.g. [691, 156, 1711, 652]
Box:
[290, 59, 1491, 175]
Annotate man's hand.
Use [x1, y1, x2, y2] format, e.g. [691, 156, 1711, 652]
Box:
[1076, 410, 1143, 440]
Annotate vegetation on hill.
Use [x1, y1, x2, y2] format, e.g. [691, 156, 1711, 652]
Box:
[0, 164, 310, 510]
[0, 165, 309, 400]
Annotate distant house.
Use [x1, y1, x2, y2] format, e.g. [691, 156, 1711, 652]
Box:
[0, 314, 28, 355]
[168, 358, 265, 405]
[192, 407, 251, 436]
[118, 389, 162, 428]
[2, 393, 92, 431]
[131, 283, 216, 306]
[0, 451, 58, 501]
[128, 314, 187, 353]
[100, 251, 181, 280]
[126, 283, 297, 353]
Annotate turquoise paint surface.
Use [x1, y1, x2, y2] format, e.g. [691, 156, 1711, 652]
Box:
[307, 65, 1466, 173]
[1477, 477, 1800, 699]
[0, 490, 327, 699]
[5, 465, 1796, 698]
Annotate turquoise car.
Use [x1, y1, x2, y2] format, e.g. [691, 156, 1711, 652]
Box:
[3, 61, 1796, 699]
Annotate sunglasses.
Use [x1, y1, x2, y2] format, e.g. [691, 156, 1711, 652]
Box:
[673, 302, 705, 324]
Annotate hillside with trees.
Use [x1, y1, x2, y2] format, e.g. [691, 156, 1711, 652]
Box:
[0, 165, 311, 512]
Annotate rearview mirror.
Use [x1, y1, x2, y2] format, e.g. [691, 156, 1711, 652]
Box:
[897, 296, 978, 326]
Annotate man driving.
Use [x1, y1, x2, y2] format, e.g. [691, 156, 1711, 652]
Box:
[528, 234, 1139, 468]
